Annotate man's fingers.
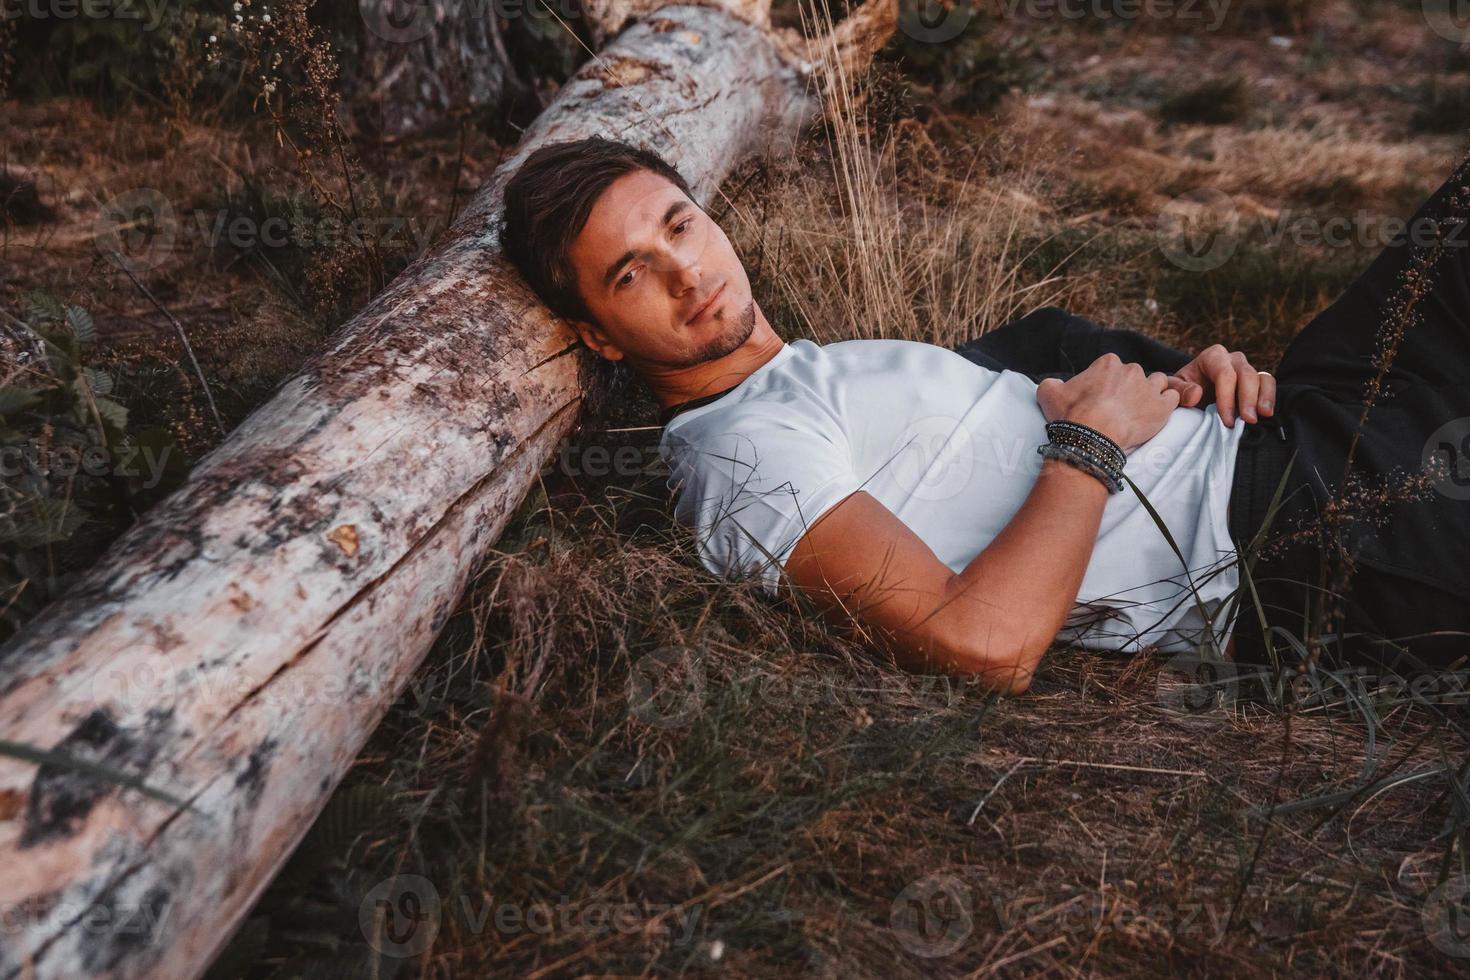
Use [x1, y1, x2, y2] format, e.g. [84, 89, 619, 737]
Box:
[1237, 363, 1262, 423]
[1165, 376, 1202, 404]
[1259, 372, 1277, 415]
[1213, 367, 1238, 427]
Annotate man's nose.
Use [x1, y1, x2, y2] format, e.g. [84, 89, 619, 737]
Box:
[660, 243, 702, 288]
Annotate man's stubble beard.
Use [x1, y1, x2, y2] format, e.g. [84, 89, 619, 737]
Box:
[674, 298, 757, 368]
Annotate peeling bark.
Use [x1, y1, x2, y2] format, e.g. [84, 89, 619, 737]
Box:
[0, 2, 895, 977]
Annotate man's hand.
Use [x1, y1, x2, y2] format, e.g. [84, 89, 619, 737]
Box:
[1036, 353, 1181, 454]
[1166, 344, 1276, 428]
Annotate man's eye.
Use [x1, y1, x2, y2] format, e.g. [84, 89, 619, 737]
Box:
[618, 269, 635, 289]
[674, 217, 693, 234]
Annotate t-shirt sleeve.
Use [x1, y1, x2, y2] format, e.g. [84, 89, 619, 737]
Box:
[662, 416, 865, 595]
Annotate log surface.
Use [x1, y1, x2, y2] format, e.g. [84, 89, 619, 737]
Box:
[0, 3, 858, 975]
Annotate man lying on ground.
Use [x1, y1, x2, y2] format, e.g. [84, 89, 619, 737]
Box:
[500, 136, 1470, 693]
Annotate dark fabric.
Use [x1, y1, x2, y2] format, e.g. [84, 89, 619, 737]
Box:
[1227, 161, 1470, 671]
[956, 160, 1470, 671]
[660, 383, 742, 427]
[953, 306, 1195, 381]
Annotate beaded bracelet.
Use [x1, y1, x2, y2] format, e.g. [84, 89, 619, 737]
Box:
[1044, 419, 1126, 469]
[1046, 431, 1124, 473]
[1036, 442, 1126, 493]
[1046, 425, 1124, 467]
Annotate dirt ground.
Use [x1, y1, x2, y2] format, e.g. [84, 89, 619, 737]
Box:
[7, 0, 1470, 976]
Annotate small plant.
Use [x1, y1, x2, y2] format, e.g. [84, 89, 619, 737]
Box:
[1158, 74, 1251, 127]
[886, 1, 1042, 115]
[0, 292, 187, 641]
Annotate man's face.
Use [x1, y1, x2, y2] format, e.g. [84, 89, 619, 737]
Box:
[566, 169, 757, 370]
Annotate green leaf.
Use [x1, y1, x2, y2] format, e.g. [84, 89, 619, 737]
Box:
[93, 397, 129, 433]
[4, 497, 89, 547]
[26, 290, 64, 324]
[66, 306, 97, 344]
[0, 385, 41, 416]
[84, 368, 114, 397]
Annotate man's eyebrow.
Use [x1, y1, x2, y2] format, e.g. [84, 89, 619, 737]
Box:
[600, 199, 694, 290]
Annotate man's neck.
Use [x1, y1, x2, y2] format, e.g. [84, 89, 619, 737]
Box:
[643, 325, 788, 410]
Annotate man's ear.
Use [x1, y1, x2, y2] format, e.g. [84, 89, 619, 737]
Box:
[571, 318, 626, 362]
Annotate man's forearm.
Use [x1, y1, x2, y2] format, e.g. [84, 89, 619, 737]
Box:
[932, 456, 1111, 690]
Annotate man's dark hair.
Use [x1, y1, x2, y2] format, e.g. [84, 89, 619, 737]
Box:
[500, 136, 695, 326]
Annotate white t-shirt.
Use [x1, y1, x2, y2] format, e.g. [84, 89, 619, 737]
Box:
[659, 338, 1248, 655]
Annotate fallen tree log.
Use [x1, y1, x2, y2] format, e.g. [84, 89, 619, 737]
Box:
[0, 1, 895, 976]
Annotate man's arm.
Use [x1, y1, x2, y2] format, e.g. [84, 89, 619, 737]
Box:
[784, 461, 1109, 694]
[782, 353, 1182, 694]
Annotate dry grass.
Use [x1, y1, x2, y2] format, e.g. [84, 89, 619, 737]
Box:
[212, 3, 1470, 978]
[281, 482, 1467, 977]
[8, 0, 1470, 976]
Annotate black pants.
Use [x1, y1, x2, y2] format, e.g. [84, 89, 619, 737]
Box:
[955, 159, 1470, 672]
